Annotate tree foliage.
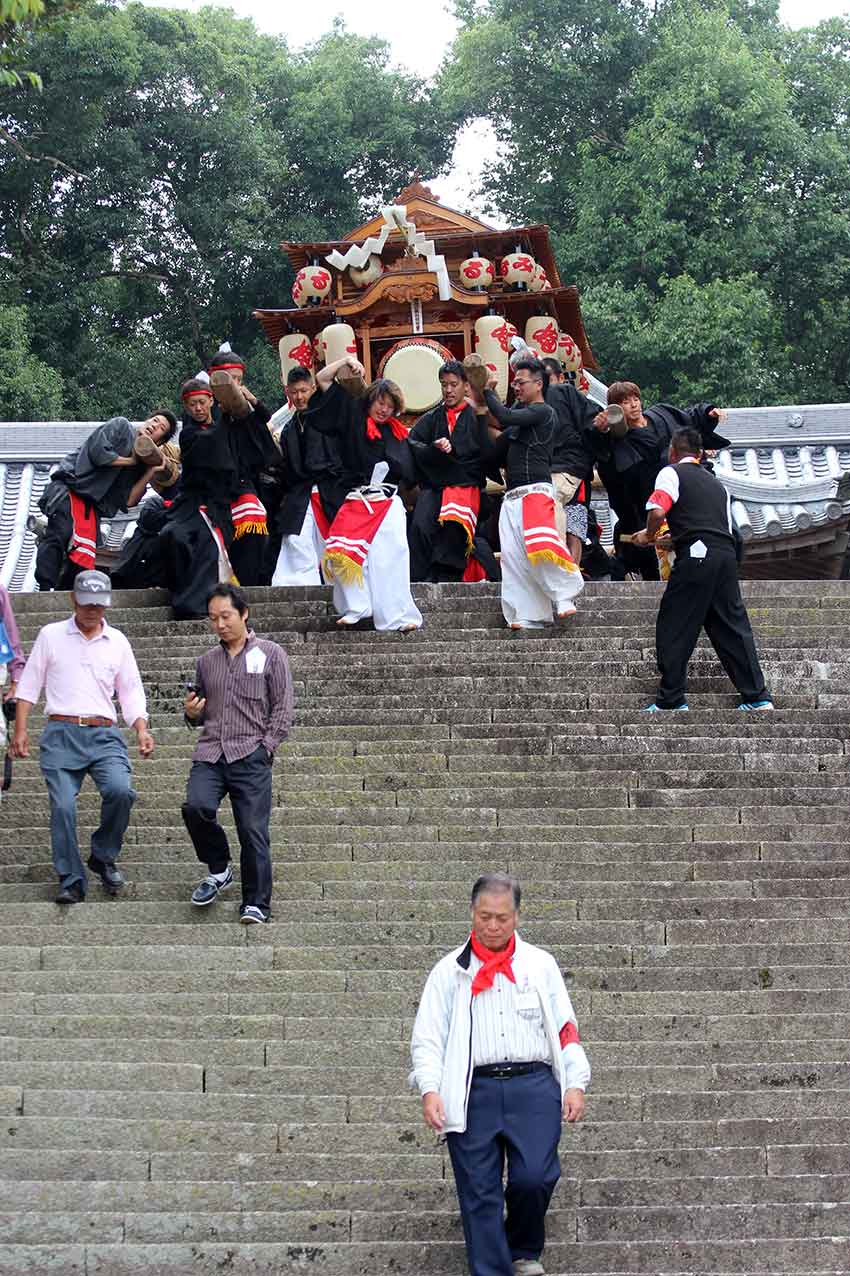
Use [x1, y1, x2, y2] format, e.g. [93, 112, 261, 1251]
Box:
[446, 0, 850, 406]
[0, 3, 454, 417]
[0, 304, 63, 417]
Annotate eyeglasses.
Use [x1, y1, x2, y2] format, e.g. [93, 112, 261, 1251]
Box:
[512, 377, 534, 387]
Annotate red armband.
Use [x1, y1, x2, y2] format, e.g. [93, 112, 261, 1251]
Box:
[559, 1022, 581, 1048]
[647, 489, 674, 514]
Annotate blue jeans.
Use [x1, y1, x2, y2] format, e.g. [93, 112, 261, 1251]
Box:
[39, 722, 136, 892]
[446, 1065, 562, 1276]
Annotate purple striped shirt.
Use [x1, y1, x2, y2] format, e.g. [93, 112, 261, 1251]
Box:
[191, 630, 293, 763]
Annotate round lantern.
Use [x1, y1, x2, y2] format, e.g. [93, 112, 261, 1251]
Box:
[292, 265, 332, 308]
[349, 255, 385, 288]
[474, 315, 515, 401]
[529, 264, 549, 294]
[525, 316, 560, 358]
[557, 331, 582, 375]
[499, 251, 537, 289]
[459, 255, 495, 290]
[279, 333, 314, 381]
[312, 333, 325, 367]
[321, 322, 358, 366]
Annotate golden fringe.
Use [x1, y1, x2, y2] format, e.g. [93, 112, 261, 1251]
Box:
[439, 513, 474, 556]
[233, 521, 268, 539]
[322, 552, 364, 588]
[527, 548, 577, 571]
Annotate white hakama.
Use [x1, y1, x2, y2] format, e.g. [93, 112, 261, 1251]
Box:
[499, 483, 584, 628]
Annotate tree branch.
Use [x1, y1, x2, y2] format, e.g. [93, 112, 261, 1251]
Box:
[0, 125, 88, 179]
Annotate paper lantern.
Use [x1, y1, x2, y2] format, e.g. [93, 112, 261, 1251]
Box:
[525, 317, 560, 357]
[279, 333, 314, 380]
[321, 323, 358, 366]
[499, 252, 537, 288]
[529, 264, 549, 294]
[312, 333, 325, 367]
[557, 331, 582, 374]
[292, 265, 332, 308]
[349, 255, 385, 288]
[474, 315, 515, 401]
[459, 256, 495, 290]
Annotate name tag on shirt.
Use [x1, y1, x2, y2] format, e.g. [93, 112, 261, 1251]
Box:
[245, 648, 267, 674]
[515, 990, 539, 1013]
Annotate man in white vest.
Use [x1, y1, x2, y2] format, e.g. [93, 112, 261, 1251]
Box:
[410, 872, 590, 1276]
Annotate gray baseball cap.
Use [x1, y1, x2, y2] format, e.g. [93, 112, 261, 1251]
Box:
[73, 570, 112, 606]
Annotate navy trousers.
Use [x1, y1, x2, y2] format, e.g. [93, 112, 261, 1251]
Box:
[446, 1066, 562, 1276]
[39, 722, 135, 892]
[181, 746, 273, 912]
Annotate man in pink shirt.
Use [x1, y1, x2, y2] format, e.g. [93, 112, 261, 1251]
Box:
[12, 571, 154, 904]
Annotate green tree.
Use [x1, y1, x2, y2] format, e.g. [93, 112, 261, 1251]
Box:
[0, 304, 63, 417]
[0, 3, 453, 417]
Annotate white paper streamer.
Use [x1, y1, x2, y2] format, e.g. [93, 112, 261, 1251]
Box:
[325, 205, 451, 301]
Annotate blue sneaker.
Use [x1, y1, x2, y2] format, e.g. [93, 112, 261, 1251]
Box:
[640, 703, 689, 713]
[737, 699, 774, 711]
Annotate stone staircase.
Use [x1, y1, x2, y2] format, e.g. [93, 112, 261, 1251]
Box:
[2, 580, 850, 1275]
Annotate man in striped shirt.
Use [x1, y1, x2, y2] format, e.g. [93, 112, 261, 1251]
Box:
[411, 872, 590, 1276]
[182, 584, 293, 924]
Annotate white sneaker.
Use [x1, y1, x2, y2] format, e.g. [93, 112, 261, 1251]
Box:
[513, 1260, 545, 1276]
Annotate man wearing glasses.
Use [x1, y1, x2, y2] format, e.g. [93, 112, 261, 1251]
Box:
[472, 358, 584, 628]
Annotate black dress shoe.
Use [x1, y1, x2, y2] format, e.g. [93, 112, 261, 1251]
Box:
[86, 855, 126, 895]
[55, 884, 84, 904]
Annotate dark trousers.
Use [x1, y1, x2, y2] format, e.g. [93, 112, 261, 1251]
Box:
[446, 1066, 562, 1276]
[409, 488, 468, 582]
[229, 530, 268, 587]
[181, 746, 273, 911]
[656, 546, 768, 709]
[35, 490, 85, 592]
[161, 504, 223, 620]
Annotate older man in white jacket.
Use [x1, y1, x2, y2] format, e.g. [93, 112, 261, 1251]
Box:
[410, 872, 590, 1276]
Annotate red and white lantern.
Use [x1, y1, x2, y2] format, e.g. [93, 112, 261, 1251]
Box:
[474, 315, 516, 401]
[498, 252, 537, 288]
[292, 265, 332, 308]
[557, 331, 582, 375]
[459, 256, 495, 290]
[525, 316, 560, 358]
[321, 323, 358, 367]
[279, 333, 314, 380]
[529, 264, 550, 293]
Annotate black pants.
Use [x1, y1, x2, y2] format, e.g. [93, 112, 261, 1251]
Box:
[409, 487, 469, 582]
[181, 746, 273, 912]
[35, 489, 85, 591]
[230, 529, 268, 586]
[655, 546, 768, 709]
[161, 503, 223, 620]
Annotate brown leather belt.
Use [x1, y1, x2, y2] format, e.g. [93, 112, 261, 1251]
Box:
[48, 715, 115, 727]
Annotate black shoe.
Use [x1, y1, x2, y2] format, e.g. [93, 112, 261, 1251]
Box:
[55, 883, 84, 904]
[86, 855, 126, 895]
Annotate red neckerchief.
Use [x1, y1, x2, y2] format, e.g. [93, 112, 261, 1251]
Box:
[445, 406, 461, 434]
[470, 931, 517, 997]
[366, 415, 409, 442]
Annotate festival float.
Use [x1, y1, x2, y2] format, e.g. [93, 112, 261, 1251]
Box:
[253, 180, 597, 418]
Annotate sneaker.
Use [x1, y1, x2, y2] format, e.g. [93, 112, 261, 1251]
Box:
[640, 702, 689, 713]
[513, 1260, 545, 1276]
[239, 904, 269, 925]
[737, 699, 775, 712]
[190, 866, 233, 907]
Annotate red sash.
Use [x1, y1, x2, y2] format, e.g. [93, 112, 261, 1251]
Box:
[322, 494, 394, 586]
[462, 556, 487, 583]
[310, 489, 331, 541]
[521, 492, 580, 573]
[365, 415, 408, 442]
[439, 485, 480, 556]
[68, 493, 97, 570]
[230, 492, 268, 539]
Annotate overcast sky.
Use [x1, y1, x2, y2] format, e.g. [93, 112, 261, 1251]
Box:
[139, 0, 850, 217]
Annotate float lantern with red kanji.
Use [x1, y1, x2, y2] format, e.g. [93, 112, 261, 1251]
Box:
[459, 255, 495, 291]
[499, 250, 537, 290]
[292, 265, 332, 308]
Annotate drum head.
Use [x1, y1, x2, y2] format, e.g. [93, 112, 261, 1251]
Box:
[379, 339, 453, 413]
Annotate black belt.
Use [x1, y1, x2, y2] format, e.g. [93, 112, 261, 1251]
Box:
[473, 1061, 549, 1080]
